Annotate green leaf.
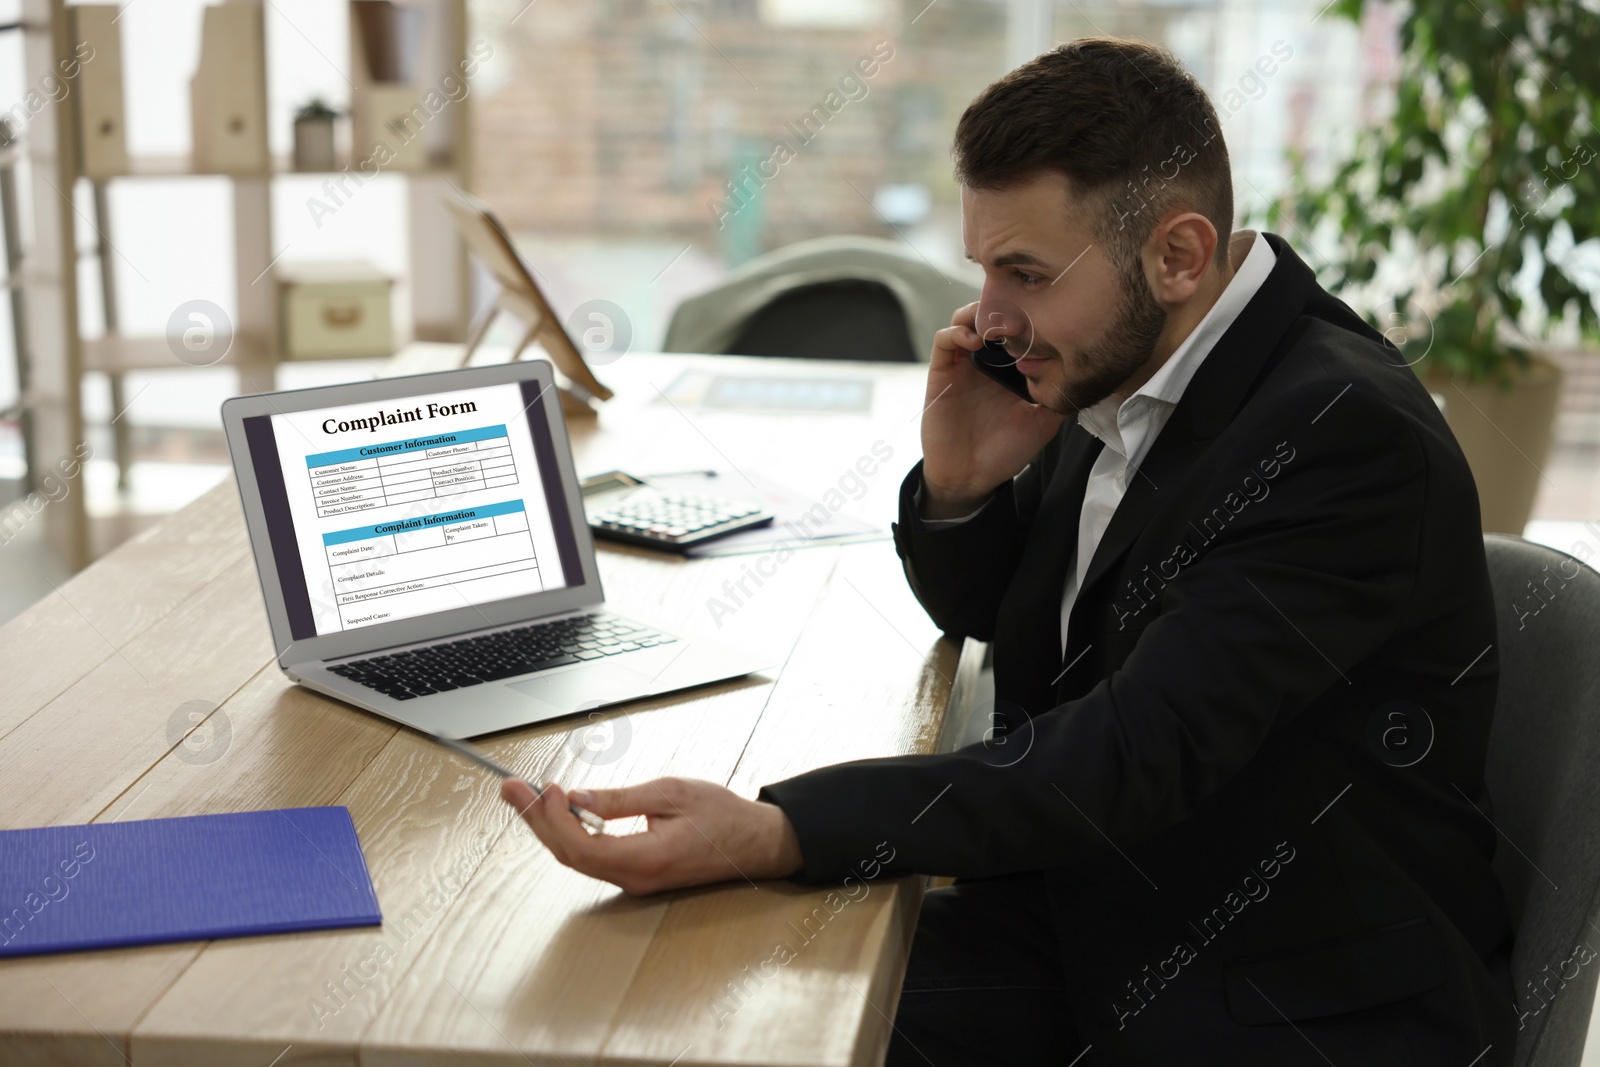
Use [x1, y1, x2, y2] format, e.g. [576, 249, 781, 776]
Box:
[1288, 0, 1600, 376]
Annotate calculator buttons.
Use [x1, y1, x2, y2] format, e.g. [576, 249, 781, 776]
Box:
[589, 489, 772, 548]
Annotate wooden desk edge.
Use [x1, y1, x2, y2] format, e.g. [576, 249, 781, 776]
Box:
[850, 635, 986, 1067]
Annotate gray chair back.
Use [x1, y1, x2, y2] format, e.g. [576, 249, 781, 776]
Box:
[662, 235, 979, 361]
[1483, 533, 1600, 1067]
[725, 278, 919, 362]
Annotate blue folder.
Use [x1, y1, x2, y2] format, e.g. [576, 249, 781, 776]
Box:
[0, 806, 382, 958]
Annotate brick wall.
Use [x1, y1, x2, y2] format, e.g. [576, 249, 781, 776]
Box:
[475, 0, 1047, 246]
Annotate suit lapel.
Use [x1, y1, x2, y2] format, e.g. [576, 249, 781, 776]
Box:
[1033, 426, 1104, 597]
[996, 425, 1101, 709]
[1072, 235, 1320, 614]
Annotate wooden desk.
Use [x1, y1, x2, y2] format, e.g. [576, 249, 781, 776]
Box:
[0, 352, 982, 1066]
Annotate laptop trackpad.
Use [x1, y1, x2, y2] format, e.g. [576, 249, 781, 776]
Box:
[506, 662, 653, 712]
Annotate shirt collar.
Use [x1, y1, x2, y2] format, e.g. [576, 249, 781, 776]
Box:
[1077, 230, 1277, 441]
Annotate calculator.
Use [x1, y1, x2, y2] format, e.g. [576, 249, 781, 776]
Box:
[579, 471, 774, 552]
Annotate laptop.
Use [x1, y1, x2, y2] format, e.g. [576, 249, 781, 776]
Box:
[221, 359, 771, 739]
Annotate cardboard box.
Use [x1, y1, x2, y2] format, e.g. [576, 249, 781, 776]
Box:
[279, 262, 395, 359]
[191, 0, 269, 174]
[70, 5, 129, 178]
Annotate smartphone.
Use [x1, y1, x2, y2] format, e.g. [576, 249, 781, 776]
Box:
[969, 340, 1036, 403]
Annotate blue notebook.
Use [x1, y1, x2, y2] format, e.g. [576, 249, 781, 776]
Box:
[0, 806, 382, 958]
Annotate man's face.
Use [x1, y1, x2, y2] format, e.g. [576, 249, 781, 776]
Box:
[962, 172, 1167, 414]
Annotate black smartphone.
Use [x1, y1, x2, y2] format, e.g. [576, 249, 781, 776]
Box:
[969, 340, 1036, 403]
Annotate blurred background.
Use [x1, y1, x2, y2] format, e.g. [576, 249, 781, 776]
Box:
[1, 0, 1596, 623]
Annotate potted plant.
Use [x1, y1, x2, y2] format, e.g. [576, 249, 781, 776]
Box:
[1275, 0, 1599, 533]
[293, 99, 342, 172]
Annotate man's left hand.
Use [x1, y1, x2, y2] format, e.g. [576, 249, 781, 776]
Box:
[502, 776, 804, 895]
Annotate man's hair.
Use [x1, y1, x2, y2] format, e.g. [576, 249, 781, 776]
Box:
[953, 38, 1233, 270]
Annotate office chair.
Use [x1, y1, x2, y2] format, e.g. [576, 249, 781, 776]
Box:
[662, 235, 979, 362]
[1482, 534, 1600, 1066]
[724, 278, 918, 362]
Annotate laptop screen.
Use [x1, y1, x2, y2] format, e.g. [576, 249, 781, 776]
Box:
[240, 379, 585, 640]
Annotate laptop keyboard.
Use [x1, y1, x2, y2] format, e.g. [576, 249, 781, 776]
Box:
[327, 612, 674, 701]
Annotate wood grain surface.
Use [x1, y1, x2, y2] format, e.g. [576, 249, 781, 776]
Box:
[0, 352, 978, 1066]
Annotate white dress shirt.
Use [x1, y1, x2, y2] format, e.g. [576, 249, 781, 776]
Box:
[921, 231, 1277, 658]
[1057, 231, 1275, 654]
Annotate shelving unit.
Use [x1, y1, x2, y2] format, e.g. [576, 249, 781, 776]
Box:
[18, 0, 475, 569]
[17, 0, 86, 565]
[0, 115, 34, 497]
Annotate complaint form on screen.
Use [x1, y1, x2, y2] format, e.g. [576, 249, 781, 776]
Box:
[266, 383, 573, 636]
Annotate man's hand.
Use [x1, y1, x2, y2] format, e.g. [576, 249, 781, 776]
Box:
[921, 301, 1065, 518]
[501, 776, 804, 895]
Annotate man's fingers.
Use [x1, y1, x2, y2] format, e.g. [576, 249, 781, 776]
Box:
[532, 783, 599, 857]
[502, 779, 677, 893]
[930, 323, 983, 371]
[936, 323, 981, 351]
[507, 781, 595, 863]
[502, 777, 563, 859]
[502, 777, 539, 815]
[570, 780, 682, 820]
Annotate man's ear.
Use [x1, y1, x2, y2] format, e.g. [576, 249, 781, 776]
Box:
[1144, 211, 1219, 306]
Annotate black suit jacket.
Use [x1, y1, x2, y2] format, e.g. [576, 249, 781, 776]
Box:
[759, 235, 1516, 1064]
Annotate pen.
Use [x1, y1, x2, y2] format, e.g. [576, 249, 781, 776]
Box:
[430, 734, 606, 834]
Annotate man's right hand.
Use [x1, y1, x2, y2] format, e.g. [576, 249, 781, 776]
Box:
[919, 302, 1066, 519]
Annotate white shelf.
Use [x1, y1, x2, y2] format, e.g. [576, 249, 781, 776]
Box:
[104, 154, 462, 180]
[82, 333, 266, 374]
[17, 0, 475, 570]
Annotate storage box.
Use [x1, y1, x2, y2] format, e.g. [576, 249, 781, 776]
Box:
[190, 0, 269, 174]
[351, 83, 433, 172]
[70, 6, 130, 179]
[279, 262, 395, 360]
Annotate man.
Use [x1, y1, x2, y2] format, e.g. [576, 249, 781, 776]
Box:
[502, 38, 1516, 1066]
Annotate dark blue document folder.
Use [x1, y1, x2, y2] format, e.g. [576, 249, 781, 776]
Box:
[0, 806, 382, 958]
